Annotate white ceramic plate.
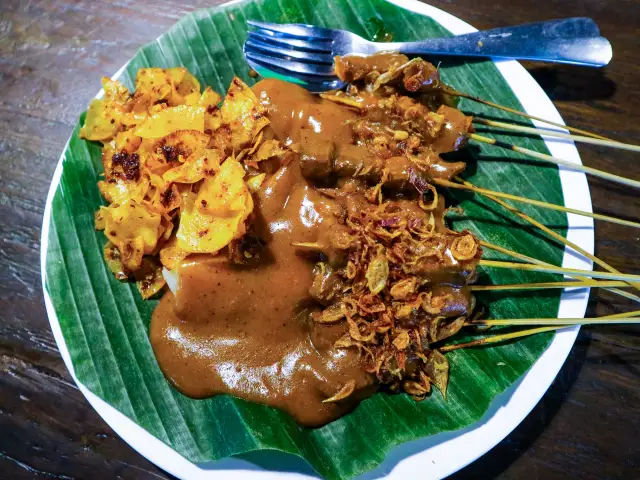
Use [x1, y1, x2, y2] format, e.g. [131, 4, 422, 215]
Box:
[41, 0, 594, 478]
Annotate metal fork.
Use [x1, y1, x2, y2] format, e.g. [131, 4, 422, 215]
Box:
[243, 17, 612, 92]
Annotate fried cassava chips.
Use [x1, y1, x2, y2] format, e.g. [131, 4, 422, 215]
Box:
[82, 69, 268, 298]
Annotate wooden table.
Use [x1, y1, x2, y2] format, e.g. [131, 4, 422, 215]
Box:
[1, 0, 638, 478]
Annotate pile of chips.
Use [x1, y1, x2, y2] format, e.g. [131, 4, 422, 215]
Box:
[82, 68, 275, 297]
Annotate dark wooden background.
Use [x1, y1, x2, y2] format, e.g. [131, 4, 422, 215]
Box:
[1, 0, 638, 478]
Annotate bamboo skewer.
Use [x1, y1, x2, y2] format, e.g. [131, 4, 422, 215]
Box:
[434, 178, 640, 229]
[468, 316, 640, 327]
[479, 240, 640, 303]
[470, 280, 628, 292]
[597, 310, 640, 320]
[479, 240, 555, 265]
[420, 90, 640, 352]
[481, 241, 640, 303]
[479, 240, 551, 264]
[444, 87, 612, 141]
[591, 288, 637, 302]
[442, 311, 640, 352]
[468, 133, 640, 189]
[319, 93, 364, 109]
[473, 118, 640, 153]
[456, 177, 640, 299]
[478, 260, 640, 282]
[440, 326, 561, 352]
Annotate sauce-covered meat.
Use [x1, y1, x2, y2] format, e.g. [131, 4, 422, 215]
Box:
[150, 70, 480, 427]
[334, 52, 410, 82]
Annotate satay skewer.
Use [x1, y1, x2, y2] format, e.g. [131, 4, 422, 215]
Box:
[443, 87, 612, 141]
[433, 178, 640, 228]
[470, 280, 628, 291]
[455, 177, 640, 298]
[441, 311, 640, 352]
[467, 133, 640, 189]
[473, 118, 640, 153]
[479, 241, 640, 303]
[467, 316, 640, 327]
[478, 260, 640, 282]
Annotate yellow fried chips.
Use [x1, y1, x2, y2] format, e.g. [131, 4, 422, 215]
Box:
[177, 158, 253, 253]
[221, 77, 269, 150]
[83, 69, 268, 297]
[134, 105, 205, 138]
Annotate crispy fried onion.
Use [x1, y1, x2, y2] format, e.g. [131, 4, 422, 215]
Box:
[314, 302, 346, 324]
[366, 249, 389, 295]
[322, 380, 356, 403]
[418, 183, 438, 211]
[312, 195, 480, 400]
[451, 233, 478, 260]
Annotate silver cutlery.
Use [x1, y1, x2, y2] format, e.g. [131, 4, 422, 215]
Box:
[243, 17, 612, 92]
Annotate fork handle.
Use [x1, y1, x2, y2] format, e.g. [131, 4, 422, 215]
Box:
[371, 19, 612, 67]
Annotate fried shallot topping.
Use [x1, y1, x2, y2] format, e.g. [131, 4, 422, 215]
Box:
[310, 191, 481, 399]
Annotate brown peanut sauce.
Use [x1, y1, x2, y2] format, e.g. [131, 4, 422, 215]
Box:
[150, 78, 472, 426]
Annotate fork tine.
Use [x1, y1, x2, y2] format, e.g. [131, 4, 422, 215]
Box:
[247, 30, 332, 53]
[244, 50, 336, 77]
[247, 20, 334, 40]
[245, 56, 346, 92]
[245, 38, 333, 64]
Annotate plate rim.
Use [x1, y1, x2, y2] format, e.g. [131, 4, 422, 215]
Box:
[40, 0, 594, 478]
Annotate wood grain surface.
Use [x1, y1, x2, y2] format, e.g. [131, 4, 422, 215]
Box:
[1, 0, 638, 478]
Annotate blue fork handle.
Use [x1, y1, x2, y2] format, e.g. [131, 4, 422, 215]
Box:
[371, 19, 612, 67]
[454, 17, 602, 39]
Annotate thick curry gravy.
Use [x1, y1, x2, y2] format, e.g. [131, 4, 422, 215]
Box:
[150, 77, 476, 426]
[150, 163, 376, 426]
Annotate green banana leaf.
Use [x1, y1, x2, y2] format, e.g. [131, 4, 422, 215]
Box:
[44, 0, 568, 478]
